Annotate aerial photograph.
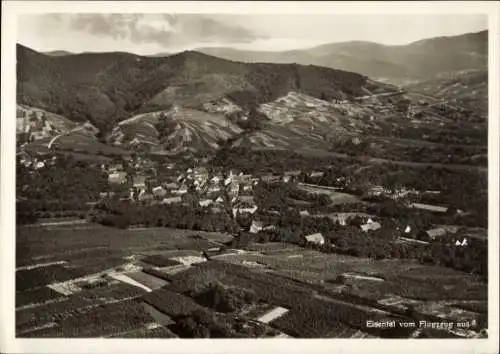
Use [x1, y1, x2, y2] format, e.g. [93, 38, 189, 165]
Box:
[14, 12, 489, 339]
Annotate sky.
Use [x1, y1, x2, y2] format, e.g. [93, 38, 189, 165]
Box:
[17, 13, 488, 55]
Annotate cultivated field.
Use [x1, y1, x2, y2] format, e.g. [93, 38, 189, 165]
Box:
[15, 224, 487, 338]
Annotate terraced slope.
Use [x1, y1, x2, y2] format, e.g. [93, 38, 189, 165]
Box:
[233, 92, 368, 150]
[405, 70, 488, 117]
[109, 107, 243, 155]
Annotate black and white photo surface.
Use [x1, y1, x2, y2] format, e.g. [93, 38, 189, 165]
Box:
[2, 1, 499, 353]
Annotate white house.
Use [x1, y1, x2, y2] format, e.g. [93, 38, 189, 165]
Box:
[361, 221, 382, 232]
[305, 233, 325, 245]
[249, 220, 264, 234]
[199, 199, 213, 207]
[162, 196, 182, 205]
[152, 186, 167, 197]
[34, 161, 46, 170]
[299, 210, 310, 217]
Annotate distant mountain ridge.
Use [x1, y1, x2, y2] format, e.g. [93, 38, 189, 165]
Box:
[196, 31, 488, 85]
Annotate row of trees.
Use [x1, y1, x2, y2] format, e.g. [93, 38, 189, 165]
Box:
[16, 155, 109, 224]
[92, 200, 238, 233]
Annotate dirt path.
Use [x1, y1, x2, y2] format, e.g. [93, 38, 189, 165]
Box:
[24, 219, 89, 227]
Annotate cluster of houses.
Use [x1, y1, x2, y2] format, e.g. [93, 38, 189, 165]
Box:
[17, 150, 55, 170]
[16, 106, 57, 141]
[104, 163, 264, 214]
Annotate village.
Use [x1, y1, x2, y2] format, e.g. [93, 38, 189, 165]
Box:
[70, 150, 478, 251]
[15, 148, 488, 339]
[16, 146, 481, 251]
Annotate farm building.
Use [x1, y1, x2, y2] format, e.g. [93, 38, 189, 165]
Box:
[108, 171, 127, 184]
[257, 306, 289, 324]
[417, 228, 447, 241]
[34, 161, 46, 170]
[161, 196, 182, 205]
[249, 220, 264, 234]
[455, 238, 468, 247]
[410, 203, 448, 213]
[309, 171, 325, 178]
[263, 225, 276, 231]
[360, 221, 382, 232]
[304, 233, 325, 245]
[299, 210, 310, 217]
[170, 255, 207, 266]
[152, 186, 167, 197]
[199, 199, 213, 207]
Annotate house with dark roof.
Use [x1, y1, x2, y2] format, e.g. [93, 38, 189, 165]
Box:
[417, 228, 447, 242]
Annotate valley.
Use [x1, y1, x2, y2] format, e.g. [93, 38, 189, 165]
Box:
[14, 29, 489, 339]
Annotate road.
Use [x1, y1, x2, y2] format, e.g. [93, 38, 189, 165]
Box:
[409, 92, 467, 112]
[47, 125, 88, 149]
[354, 90, 407, 101]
